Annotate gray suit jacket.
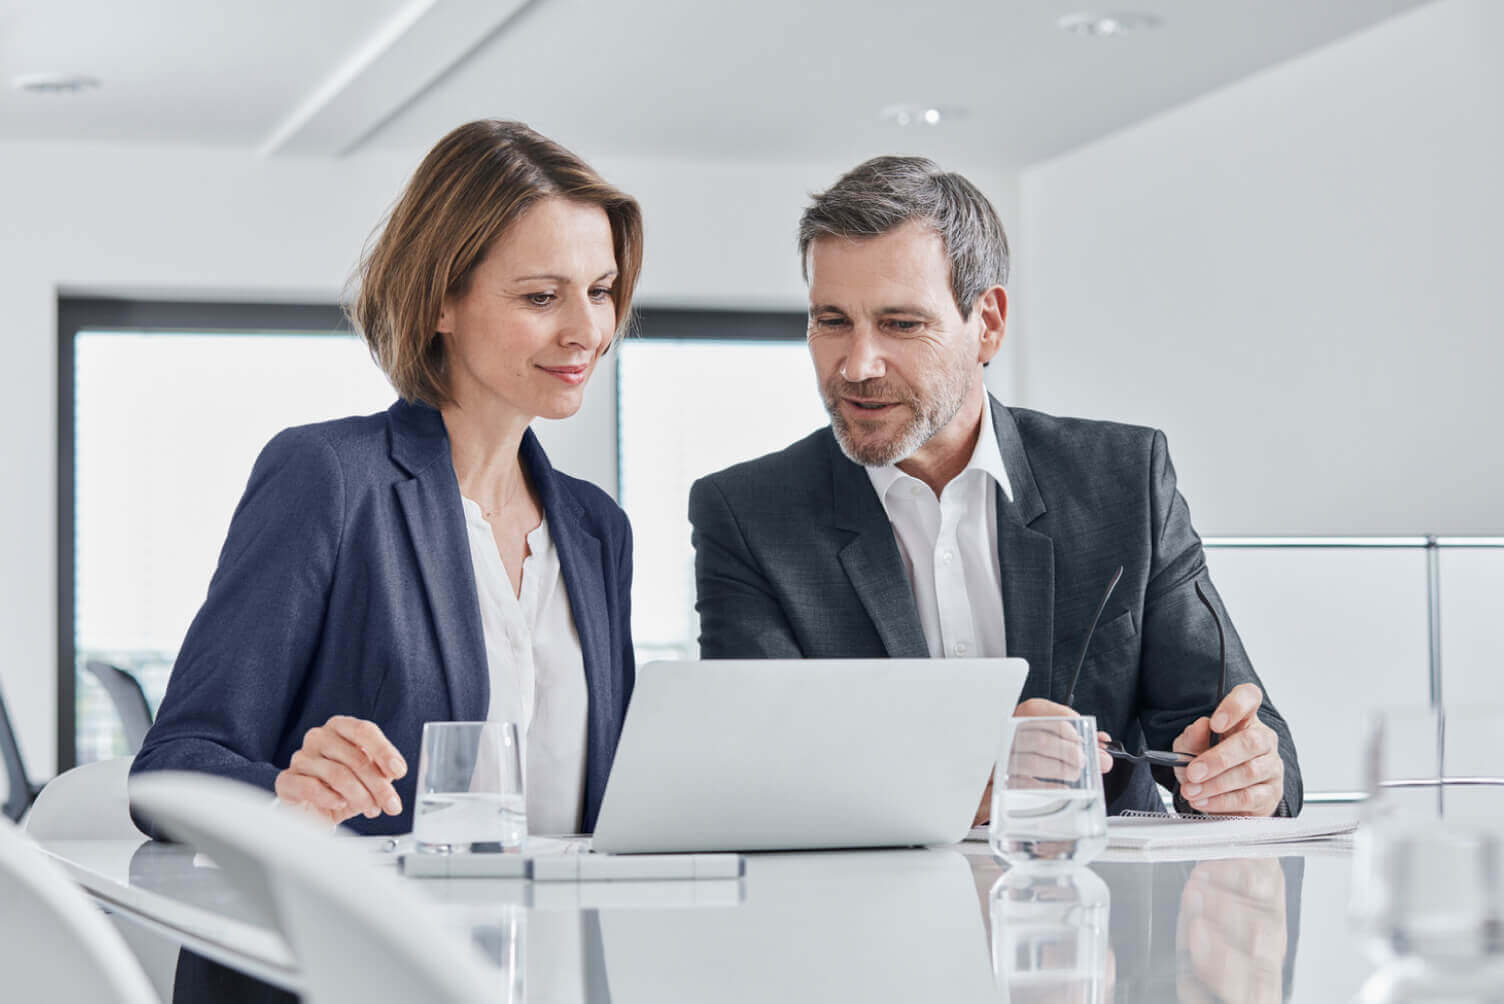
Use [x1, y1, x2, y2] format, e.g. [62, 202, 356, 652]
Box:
[688, 398, 1302, 816]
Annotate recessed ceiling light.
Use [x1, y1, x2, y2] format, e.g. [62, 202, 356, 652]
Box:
[1057, 12, 1162, 37]
[881, 103, 964, 128]
[12, 73, 101, 95]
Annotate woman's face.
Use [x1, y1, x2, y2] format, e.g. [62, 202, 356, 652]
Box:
[438, 197, 618, 422]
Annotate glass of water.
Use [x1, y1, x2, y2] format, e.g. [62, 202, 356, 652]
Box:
[991, 866, 1112, 1001]
[412, 721, 526, 853]
[1351, 706, 1504, 966]
[991, 715, 1108, 868]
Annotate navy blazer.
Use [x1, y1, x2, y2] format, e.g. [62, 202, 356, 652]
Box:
[131, 399, 635, 835]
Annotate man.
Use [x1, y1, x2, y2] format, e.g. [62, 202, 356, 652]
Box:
[688, 156, 1301, 818]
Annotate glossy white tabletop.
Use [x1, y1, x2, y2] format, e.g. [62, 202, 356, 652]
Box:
[38, 809, 1394, 1003]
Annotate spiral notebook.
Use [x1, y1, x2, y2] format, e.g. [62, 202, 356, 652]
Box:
[1105, 810, 1357, 851]
[964, 810, 1358, 850]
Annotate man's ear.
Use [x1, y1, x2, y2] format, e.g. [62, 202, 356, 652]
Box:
[976, 286, 1007, 365]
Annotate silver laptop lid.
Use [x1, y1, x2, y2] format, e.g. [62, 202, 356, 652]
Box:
[591, 658, 1028, 854]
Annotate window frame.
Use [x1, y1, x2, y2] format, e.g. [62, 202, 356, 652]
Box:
[55, 301, 807, 769]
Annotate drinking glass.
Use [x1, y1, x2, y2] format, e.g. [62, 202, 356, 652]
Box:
[991, 715, 1108, 868]
[990, 866, 1112, 1002]
[411, 721, 526, 853]
[1350, 706, 1504, 966]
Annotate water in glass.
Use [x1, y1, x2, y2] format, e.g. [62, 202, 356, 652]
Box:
[413, 792, 527, 852]
[991, 715, 1108, 868]
[1351, 707, 1504, 968]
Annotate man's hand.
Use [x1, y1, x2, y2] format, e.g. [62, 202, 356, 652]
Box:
[1172, 683, 1284, 816]
[973, 699, 1114, 826]
[274, 716, 408, 825]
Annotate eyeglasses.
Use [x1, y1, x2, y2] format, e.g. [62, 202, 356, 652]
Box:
[1193, 579, 1228, 745]
[1064, 567, 1226, 768]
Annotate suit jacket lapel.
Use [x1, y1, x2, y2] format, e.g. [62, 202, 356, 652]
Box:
[388, 401, 489, 722]
[520, 431, 614, 795]
[990, 397, 1057, 700]
[828, 435, 929, 658]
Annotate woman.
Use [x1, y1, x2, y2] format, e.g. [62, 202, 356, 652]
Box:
[131, 120, 643, 845]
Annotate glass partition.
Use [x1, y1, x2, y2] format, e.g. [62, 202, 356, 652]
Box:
[1438, 543, 1504, 707]
[1202, 542, 1432, 796]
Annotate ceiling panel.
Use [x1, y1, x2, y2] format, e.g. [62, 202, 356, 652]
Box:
[0, 0, 410, 146]
[0, 0, 1438, 165]
[366, 0, 1435, 165]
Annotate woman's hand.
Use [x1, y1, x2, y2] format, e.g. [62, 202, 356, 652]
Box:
[274, 716, 408, 825]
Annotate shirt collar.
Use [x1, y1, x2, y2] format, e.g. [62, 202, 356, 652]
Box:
[865, 397, 1014, 503]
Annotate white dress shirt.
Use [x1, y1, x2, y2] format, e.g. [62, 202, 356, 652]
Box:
[865, 399, 1013, 659]
[460, 497, 589, 836]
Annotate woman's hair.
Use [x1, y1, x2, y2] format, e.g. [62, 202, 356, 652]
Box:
[349, 120, 644, 406]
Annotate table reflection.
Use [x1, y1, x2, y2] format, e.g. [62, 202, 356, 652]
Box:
[128, 838, 274, 929]
[1009, 857, 1307, 1004]
[990, 867, 1114, 1002]
[117, 834, 1314, 1003]
[583, 849, 996, 1003]
[1175, 859, 1289, 1004]
[1356, 957, 1504, 1003]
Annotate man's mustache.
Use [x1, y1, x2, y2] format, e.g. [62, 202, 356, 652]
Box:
[823, 378, 912, 403]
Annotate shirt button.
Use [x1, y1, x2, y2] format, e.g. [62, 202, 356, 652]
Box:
[942, 551, 954, 564]
[910, 485, 925, 498]
[954, 641, 969, 656]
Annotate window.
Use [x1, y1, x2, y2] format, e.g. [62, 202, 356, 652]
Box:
[59, 302, 829, 764]
[61, 300, 394, 766]
[617, 311, 827, 665]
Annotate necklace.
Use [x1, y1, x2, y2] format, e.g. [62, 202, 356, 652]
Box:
[477, 482, 525, 520]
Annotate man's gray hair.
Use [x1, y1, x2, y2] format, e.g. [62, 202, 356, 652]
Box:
[797, 156, 1010, 318]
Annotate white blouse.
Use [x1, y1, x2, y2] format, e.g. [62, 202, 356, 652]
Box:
[460, 496, 589, 836]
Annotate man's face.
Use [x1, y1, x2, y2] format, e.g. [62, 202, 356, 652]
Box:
[806, 220, 987, 467]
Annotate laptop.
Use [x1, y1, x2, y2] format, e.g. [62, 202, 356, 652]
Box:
[590, 658, 1029, 854]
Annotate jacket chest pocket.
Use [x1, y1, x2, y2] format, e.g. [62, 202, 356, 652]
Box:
[1054, 609, 1139, 676]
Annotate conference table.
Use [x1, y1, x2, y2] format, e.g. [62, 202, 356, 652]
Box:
[36, 809, 1422, 1002]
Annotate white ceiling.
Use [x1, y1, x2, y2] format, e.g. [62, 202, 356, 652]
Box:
[0, 0, 1436, 166]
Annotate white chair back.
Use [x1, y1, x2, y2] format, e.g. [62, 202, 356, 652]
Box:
[129, 772, 496, 1004]
[24, 757, 142, 840]
[0, 816, 158, 1003]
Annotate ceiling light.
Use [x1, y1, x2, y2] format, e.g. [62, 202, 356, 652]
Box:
[1057, 12, 1162, 37]
[12, 73, 101, 95]
[881, 104, 963, 128]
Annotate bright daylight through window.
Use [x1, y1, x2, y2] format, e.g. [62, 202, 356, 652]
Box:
[72, 331, 394, 762]
[618, 338, 828, 665]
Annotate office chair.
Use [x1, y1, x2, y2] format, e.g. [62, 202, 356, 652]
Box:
[0, 817, 159, 1002]
[25, 757, 142, 840]
[84, 661, 155, 754]
[0, 684, 43, 822]
[130, 772, 497, 1004]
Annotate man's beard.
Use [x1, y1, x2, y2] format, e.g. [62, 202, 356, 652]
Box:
[821, 362, 971, 468]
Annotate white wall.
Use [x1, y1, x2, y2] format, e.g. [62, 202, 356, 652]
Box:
[1016, 0, 1503, 536]
[0, 138, 1018, 776]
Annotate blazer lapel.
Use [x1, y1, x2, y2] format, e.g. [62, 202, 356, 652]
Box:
[990, 398, 1057, 700]
[828, 435, 929, 658]
[519, 432, 615, 789]
[388, 401, 489, 722]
